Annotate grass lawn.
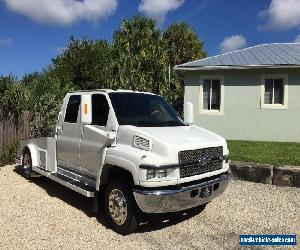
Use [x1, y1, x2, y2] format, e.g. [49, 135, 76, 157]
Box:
[227, 140, 300, 166]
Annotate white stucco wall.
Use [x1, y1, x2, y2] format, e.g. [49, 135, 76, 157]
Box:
[184, 68, 300, 142]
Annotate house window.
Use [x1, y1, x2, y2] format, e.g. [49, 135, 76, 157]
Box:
[261, 75, 288, 109]
[264, 78, 283, 104]
[201, 78, 223, 113]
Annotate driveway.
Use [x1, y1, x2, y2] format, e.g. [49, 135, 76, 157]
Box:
[0, 165, 299, 249]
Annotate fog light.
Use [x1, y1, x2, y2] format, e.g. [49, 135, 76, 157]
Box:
[157, 169, 167, 178]
[146, 169, 155, 180]
[223, 155, 229, 163]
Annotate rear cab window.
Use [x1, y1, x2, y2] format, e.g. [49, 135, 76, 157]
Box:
[64, 95, 81, 123]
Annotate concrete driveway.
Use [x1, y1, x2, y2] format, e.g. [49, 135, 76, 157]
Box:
[0, 165, 299, 250]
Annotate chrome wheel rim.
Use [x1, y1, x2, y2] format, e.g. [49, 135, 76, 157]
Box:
[23, 154, 31, 170]
[108, 189, 128, 225]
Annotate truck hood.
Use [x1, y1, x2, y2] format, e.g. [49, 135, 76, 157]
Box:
[115, 125, 228, 167]
[134, 125, 227, 152]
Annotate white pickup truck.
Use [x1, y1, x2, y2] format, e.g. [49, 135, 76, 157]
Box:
[20, 89, 231, 234]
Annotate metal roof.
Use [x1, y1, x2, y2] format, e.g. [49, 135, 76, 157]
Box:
[174, 43, 300, 70]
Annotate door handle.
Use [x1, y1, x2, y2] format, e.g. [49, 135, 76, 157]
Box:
[81, 126, 84, 136]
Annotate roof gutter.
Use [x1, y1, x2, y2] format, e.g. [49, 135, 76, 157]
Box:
[174, 65, 300, 71]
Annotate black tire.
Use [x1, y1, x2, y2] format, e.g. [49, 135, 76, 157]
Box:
[22, 150, 32, 179]
[104, 180, 138, 235]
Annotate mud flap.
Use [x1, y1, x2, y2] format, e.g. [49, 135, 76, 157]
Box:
[92, 191, 99, 213]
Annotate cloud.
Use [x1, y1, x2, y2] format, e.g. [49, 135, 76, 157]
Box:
[219, 35, 247, 54]
[294, 35, 300, 43]
[258, 0, 300, 31]
[4, 0, 118, 26]
[138, 0, 185, 22]
[0, 37, 13, 46]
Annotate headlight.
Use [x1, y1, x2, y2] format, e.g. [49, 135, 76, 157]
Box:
[157, 169, 167, 178]
[133, 134, 152, 151]
[146, 169, 155, 180]
[146, 169, 169, 180]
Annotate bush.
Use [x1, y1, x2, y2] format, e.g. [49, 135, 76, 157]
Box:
[0, 141, 19, 167]
[26, 74, 73, 138]
[30, 93, 61, 138]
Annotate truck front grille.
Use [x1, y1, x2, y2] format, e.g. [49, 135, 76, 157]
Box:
[179, 147, 223, 178]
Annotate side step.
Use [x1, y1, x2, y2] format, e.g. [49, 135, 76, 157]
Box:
[32, 166, 95, 198]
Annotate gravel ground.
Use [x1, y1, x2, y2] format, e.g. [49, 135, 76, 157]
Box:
[0, 164, 299, 250]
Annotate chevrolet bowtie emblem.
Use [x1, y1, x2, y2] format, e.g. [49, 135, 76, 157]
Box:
[198, 157, 210, 166]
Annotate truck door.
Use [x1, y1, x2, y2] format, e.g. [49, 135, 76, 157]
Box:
[56, 95, 81, 171]
[79, 94, 110, 177]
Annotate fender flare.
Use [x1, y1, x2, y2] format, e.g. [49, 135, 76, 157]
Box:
[21, 144, 39, 167]
[105, 155, 139, 183]
[96, 153, 139, 190]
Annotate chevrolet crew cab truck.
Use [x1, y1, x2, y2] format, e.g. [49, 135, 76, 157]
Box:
[20, 89, 231, 234]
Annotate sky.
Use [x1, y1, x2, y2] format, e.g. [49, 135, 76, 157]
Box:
[1, 0, 300, 77]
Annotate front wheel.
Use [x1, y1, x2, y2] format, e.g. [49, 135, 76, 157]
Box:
[105, 180, 138, 235]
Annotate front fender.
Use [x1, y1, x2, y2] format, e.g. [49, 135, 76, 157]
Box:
[104, 145, 143, 185]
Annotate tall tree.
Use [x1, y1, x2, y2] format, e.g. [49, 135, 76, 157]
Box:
[112, 16, 169, 95]
[163, 22, 207, 67]
[52, 37, 112, 90]
[163, 22, 207, 108]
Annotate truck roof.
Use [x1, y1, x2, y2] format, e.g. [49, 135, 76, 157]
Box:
[69, 89, 155, 95]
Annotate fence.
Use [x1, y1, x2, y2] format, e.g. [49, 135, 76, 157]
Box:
[0, 112, 31, 153]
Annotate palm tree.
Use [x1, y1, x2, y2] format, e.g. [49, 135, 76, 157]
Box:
[0, 75, 28, 118]
[113, 16, 169, 95]
[163, 22, 207, 67]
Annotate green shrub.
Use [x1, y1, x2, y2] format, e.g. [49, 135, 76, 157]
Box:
[0, 141, 19, 167]
[30, 93, 61, 138]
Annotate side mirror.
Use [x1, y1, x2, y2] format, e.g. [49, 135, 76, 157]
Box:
[184, 102, 194, 125]
[81, 95, 92, 124]
[106, 132, 117, 147]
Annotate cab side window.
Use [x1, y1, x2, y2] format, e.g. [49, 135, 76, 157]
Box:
[92, 94, 109, 126]
[64, 95, 81, 123]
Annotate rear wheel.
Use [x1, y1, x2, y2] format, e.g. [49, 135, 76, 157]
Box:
[105, 180, 138, 235]
[22, 151, 32, 179]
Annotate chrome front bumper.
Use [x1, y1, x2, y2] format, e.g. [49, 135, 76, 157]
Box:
[133, 171, 231, 213]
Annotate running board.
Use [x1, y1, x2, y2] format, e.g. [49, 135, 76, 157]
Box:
[32, 166, 95, 198]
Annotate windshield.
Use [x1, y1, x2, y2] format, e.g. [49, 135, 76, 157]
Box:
[109, 92, 185, 127]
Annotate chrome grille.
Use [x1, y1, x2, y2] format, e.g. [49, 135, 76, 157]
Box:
[179, 147, 223, 178]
